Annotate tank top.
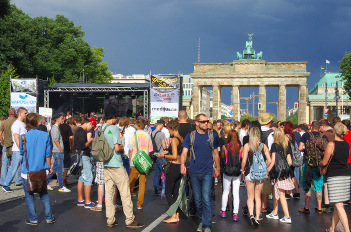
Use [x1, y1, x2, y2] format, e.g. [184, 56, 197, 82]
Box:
[326, 141, 350, 177]
[168, 137, 183, 156]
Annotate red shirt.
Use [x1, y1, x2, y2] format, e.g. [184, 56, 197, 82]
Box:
[343, 130, 351, 164]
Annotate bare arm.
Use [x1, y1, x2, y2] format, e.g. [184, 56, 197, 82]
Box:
[166, 137, 171, 147]
[46, 156, 53, 175]
[54, 141, 64, 153]
[298, 141, 304, 152]
[320, 142, 334, 166]
[263, 144, 272, 168]
[69, 135, 74, 153]
[287, 154, 292, 166]
[268, 152, 275, 172]
[221, 145, 226, 159]
[162, 140, 167, 150]
[180, 147, 189, 175]
[114, 143, 124, 153]
[86, 132, 94, 147]
[165, 137, 179, 161]
[213, 148, 220, 177]
[0, 131, 4, 145]
[241, 144, 249, 174]
[14, 134, 20, 150]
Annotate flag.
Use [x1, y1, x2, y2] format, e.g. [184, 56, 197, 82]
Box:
[326, 60, 330, 64]
[321, 66, 325, 69]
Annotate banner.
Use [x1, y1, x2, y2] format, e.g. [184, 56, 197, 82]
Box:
[11, 79, 36, 92]
[10, 93, 37, 113]
[150, 75, 179, 122]
[39, 107, 53, 117]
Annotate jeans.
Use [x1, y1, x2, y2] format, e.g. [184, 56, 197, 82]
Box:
[22, 178, 54, 223]
[123, 156, 130, 175]
[153, 158, 167, 193]
[3, 151, 22, 187]
[294, 167, 300, 185]
[47, 152, 64, 188]
[78, 155, 93, 186]
[190, 171, 213, 229]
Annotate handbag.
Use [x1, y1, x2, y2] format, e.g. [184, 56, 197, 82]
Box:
[69, 151, 83, 175]
[21, 135, 47, 193]
[320, 153, 334, 176]
[162, 162, 171, 174]
[132, 132, 152, 173]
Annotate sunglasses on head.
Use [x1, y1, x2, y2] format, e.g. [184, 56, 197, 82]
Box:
[198, 120, 209, 124]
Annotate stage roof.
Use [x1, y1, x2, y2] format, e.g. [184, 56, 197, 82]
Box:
[47, 83, 149, 92]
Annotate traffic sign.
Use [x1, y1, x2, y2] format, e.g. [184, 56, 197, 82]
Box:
[324, 113, 328, 117]
[324, 108, 329, 113]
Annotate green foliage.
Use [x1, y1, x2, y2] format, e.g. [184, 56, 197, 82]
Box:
[49, 76, 57, 86]
[0, 64, 19, 116]
[286, 111, 298, 125]
[240, 114, 257, 122]
[340, 52, 351, 97]
[0, 5, 112, 83]
[0, 0, 10, 18]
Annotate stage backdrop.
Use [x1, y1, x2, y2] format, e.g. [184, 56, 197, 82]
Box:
[150, 75, 179, 123]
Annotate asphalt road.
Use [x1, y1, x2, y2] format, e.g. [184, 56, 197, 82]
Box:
[0, 169, 349, 232]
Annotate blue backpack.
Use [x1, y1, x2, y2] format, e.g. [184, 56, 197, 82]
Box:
[249, 143, 267, 181]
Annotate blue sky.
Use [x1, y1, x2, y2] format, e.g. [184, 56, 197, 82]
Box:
[11, 0, 351, 116]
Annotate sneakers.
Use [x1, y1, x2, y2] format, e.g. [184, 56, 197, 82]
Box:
[233, 213, 239, 222]
[242, 206, 248, 216]
[258, 213, 263, 221]
[107, 221, 119, 227]
[266, 213, 279, 219]
[137, 205, 142, 210]
[293, 193, 300, 199]
[84, 202, 96, 208]
[219, 210, 226, 218]
[58, 186, 71, 192]
[91, 205, 103, 212]
[46, 218, 56, 224]
[2, 186, 13, 193]
[280, 217, 292, 224]
[197, 222, 203, 232]
[285, 194, 291, 200]
[47, 185, 53, 191]
[126, 220, 145, 228]
[77, 200, 85, 206]
[204, 228, 211, 232]
[250, 216, 259, 227]
[315, 208, 324, 215]
[298, 207, 310, 214]
[25, 219, 38, 226]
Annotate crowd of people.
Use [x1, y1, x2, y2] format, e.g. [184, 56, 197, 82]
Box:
[0, 107, 351, 232]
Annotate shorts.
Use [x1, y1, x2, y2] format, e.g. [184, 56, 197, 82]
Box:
[262, 177, 273, 195]
[63, 151, 71, 169]
[301, 163, 323, 192]
[78, 155, 93, 186]
[94, 162, 105, 185]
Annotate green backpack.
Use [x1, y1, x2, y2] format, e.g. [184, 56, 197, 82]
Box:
[132, 132, 152, 173]
[91, 124, 115, 162]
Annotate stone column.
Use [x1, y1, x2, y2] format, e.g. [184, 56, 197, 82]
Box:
[191, 85, 200, 117]
[278, 85, 286, 121]
[212, 85, 221, 120]
[258, 85, 266, 117]
[232, 86, 240, 121]
[309, 104, 314, 122]
[298, 84, 308, 124]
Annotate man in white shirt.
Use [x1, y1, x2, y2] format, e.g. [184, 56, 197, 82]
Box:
[161, 117, 170, 147]
[239, 119, 250, 145]
[123, 119, 136, 174]
[2, 107, 27, 192]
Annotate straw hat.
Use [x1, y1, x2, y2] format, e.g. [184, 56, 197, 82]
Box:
[258, 113, 273, 125]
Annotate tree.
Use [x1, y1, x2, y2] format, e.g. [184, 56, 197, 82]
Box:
[0, 64, 19, 116]
[339, 52, 351, 97]
[240, 114, 257, 122]
[286, 111, 298, 125]
[0, 5, 112, 83]
[0, 0, 10, 18]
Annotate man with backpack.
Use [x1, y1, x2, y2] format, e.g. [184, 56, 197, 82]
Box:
[180, 114, 220, 232]
[259, 113, 274, 213]
[99, 111, 144, 228]
[298, 121, 328, 215]
[152, 119, 167, 195]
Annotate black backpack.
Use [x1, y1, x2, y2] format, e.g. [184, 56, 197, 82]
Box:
[270, 144, 290, 180]
[223, 144, 241, 176]
[261, 129, 273, 147]
[151, 131, 161, 154]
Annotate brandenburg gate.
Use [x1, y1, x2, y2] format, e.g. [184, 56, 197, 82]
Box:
[189, 35, 310, 124]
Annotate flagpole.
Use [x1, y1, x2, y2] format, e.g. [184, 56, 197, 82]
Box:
[326, 61, 328, 73]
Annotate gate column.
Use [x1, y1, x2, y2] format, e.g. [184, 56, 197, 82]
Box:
[258, 85, 266, 117]
[298, 84, 308, 124]
[232, 85, 240, 121]
[278, 85, 286, 121]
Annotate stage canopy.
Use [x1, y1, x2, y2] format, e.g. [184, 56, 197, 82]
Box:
[44, 83, 149, 118]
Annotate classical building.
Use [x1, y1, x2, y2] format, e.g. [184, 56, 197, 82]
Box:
[308, 72, 351, 121]
[189, 35, 310, 124]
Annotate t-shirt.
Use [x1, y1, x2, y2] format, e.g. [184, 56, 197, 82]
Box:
[123, 126, 136, 156]
[102, 123, 123, 168]
[182, 130, 220, 174]
[261, 126, 274, 150]
[19, 129, 51, 178]
[344, 130, 351, 164]
[0, 117, 16, 147]
[179, 123, 194, 139]
[323, 129, 335, 143]
[11, 120, 27, 152]
[161, 127, 170, 146]
[74, 127, 90, 156]
[151, 130, 166, 153]
[59, 123, 73, 152]
[50, 124, 63, 153]
[128, 130, 153, 166]
[271, 143, 292, 158]
[239, 129, 247, 145]
[37, 124, 48, 132]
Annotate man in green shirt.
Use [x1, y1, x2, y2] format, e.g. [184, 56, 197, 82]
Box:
[103, 110, 144, 228]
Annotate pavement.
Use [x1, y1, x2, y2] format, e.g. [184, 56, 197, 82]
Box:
[0, 169, 350, 232]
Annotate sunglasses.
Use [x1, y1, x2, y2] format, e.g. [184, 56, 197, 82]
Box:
[198, 120, 209, 124]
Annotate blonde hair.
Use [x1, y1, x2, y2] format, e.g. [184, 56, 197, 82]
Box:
[249, 127, 261, 151]
[223, 124, 232, 135]
[273, 128, 287, 150]
[334, 123, 347, 137]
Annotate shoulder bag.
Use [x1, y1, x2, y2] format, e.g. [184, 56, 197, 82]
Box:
[21, 135, 47, 193]
[132, 132, 152, 173]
